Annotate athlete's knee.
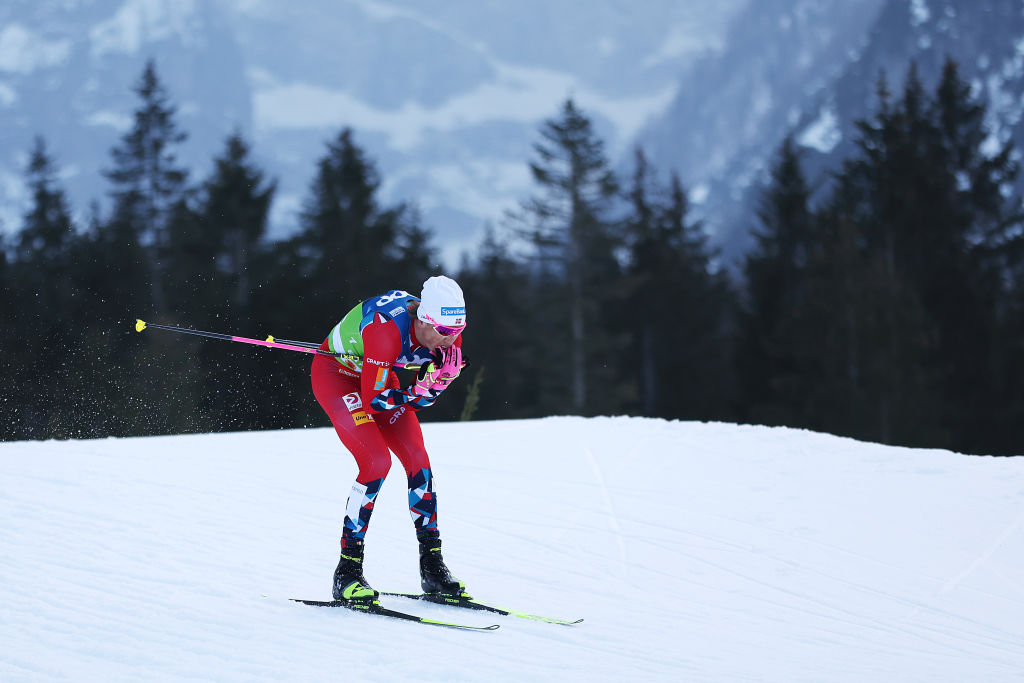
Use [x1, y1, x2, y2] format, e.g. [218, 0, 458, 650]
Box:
[358, 459, 391, 483]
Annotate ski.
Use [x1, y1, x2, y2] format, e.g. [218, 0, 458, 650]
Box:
[290, 598, 500, 631]
[380, 591, 583, 626]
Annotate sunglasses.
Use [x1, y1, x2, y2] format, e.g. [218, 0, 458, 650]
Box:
[433, 323, 466, 337]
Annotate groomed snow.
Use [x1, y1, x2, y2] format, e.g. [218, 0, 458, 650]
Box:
[1, 417, 1022, 681]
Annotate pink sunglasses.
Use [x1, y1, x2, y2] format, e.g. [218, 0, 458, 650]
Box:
[433, 323, 466, 337]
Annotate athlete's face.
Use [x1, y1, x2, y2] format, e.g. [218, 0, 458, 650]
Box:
[414, 318, 459, 351]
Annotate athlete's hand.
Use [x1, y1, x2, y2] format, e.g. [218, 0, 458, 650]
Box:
[411, 360, 441, 397]
[430, 346, 462, 391]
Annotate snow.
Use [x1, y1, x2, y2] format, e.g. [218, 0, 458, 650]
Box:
[389, 160, 530, 217]
[910, 0, 931, 28]
[640, 24, 713, 68]
[798, 103, 842, 154]
[1, 417, 1022, 682]
[252, 62, 677, 154]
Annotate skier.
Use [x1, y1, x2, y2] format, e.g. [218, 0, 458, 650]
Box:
[310, 275, 468, 603]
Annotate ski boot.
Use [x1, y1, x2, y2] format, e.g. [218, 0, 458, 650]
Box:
[418, 532, 467, 596]
[332, 540, 377, 603]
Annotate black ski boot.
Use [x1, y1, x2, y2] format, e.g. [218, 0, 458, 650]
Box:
[418, 532, 466, 596]
[332, 541, 377, 602]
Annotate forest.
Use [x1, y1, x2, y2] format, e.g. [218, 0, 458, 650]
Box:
[2, 58, 1021, 456]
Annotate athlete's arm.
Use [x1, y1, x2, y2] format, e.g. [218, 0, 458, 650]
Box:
[360, 314, 438, 413]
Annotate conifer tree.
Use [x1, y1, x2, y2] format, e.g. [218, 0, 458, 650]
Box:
[293, 128, 400, 313]
[389, 207, 439, 290]
[104, 59, 191, 314]
[626, 148, 735, 419]
[837, 61, 1022, 451]
[151, 134, 277, 432]
[17, 137, 76, 274]
[738, 136, 815, 426]
[928, 59, 1023, 452]
[190, 132, 276, 317]
[6, 138, 78, 438]
[448, 227, 537, 421]
[517, 98, 622, 414]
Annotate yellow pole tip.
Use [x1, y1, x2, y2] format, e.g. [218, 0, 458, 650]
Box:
[135, 319, 147, 332]
[265, 335, 275, 343]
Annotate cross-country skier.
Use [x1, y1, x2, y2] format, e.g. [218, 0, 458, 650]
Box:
[310, 275, 468, 603]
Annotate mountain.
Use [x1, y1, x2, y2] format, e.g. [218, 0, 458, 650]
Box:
[0, 0, 250, 232]
[636, 0, 886, 267]
[640, 0, 1024, 268]
[2, 417, 1022, 680]
[0, 0, 745, 266]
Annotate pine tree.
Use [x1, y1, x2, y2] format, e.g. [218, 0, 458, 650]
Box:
[390, 206, 439, 290]
[929, 59, 1023, 453]
[104, 59, 191, 314]
[175, 132, 279, 431]
[17, 137, 76, 273]
[626, 148, 735, 420]
[516, 98, 622, 414]
[738, 136, 815, 426]
[293, 128, 400, 312]
[5, 138, 79, 438]
[449, 227, 537, 421]
[188, 132, 276, 317]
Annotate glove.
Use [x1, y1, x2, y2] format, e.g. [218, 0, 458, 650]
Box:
[411, 358, 442, 397]
[429, 345, 462, 392]
[410, 346, 463, 397]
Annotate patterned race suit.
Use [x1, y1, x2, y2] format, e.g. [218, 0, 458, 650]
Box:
[310, 290, 463, 549]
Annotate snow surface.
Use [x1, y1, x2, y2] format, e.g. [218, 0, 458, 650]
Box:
[1, 417, 1023, 682]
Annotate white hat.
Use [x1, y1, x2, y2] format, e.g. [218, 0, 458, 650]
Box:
[418, 275, 467, 328]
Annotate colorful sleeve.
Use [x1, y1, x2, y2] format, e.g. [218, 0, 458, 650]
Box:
[360, 314, 437, 413]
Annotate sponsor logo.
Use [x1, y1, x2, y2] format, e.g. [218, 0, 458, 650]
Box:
[389, 406, 407, 424]
[342, 392, 362, 411]
[440, 306, 466, 316]
[388, 306, 406, 317]
[352, 410, 374, 426]
[373, 367, 390, 392]
[364, 357, 389, 367]
[376, 290, 410, 307]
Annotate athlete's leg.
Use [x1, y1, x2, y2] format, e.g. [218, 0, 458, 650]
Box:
[377, 407, 437, 535]
[311, 356, 392, 548]
[377, 407, 463, 593]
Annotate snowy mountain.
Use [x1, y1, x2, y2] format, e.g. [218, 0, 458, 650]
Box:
[640, 0, 1024, 266]
[2, 417, 1022, 681]
[636, 0, 886, 265]
[0, 0, 250, 233]
[0, 0, 744, 265]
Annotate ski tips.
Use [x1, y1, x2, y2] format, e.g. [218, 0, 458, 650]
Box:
[135, 319, 147, 332]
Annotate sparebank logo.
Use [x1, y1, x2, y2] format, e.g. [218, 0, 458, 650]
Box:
[440, 306, 466, 316]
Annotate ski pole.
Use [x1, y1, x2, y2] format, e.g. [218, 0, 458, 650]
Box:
[135, 320, 462, 371]
[134, 319, 357, 361]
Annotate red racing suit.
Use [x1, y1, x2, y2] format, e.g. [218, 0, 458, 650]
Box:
[310, 290, 463, 546]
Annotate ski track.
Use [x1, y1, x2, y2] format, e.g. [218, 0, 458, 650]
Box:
[1, 417, 1023, 682]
